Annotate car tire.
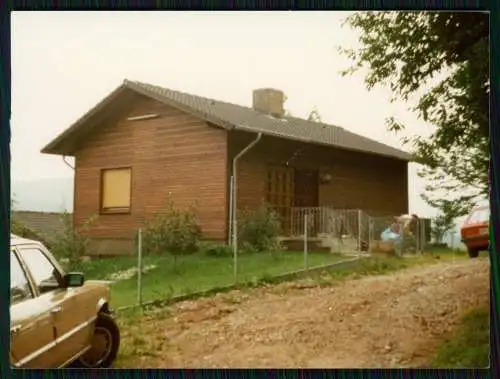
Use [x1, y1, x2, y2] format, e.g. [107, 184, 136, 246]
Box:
[76, 313, 120, 368]
[468, 248, 479, 258]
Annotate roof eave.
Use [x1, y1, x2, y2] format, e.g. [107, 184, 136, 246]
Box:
[40, 83, 130, 156]
[41, 81, 236, 157]
[233, 124, 413, 162]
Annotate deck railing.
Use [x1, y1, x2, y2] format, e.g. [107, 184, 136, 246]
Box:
[289, 207, 365, 238]
[287, 207, 430, 255]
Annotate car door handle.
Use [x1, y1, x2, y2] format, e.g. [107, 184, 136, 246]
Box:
[51, 306, 62, 314]
[10, 324, 22, 334]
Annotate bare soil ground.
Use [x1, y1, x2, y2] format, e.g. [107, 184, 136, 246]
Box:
[116, 258, 490, 368]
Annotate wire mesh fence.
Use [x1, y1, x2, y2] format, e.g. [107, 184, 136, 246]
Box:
[54, 207, 433, 310]
[368, 215, 430, 256]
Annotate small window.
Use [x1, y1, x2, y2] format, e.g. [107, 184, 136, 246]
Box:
[17, 248, 62, 295]
[10, 251, 34, 305]
[101, 167, 132, 214]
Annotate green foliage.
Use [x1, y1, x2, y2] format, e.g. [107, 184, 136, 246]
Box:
[142, 198, 202, 259]
[429, 305, 490, 368]
[307, 108, 323, 123]
[341, 12, 489, 218]
[432, 207, 459, 243]
[199, 241, 232, 257]
[51, 211, 97, 271]
[237, 204, 282, 252]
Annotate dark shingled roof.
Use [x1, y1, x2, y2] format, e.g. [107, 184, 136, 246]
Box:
[12, 211, 70, 243]
[41, 79, 412, 161]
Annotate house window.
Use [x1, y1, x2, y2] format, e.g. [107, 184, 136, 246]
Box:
[101, 167, 132, 214]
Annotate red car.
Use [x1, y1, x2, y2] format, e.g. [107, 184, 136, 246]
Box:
[460, 205, 490, 258]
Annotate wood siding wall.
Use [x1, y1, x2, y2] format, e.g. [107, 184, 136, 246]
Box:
[228, 131, 408, 217]
[74, 94, 228, 255]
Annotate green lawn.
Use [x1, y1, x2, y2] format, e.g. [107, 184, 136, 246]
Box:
[429, 305, 490, 368]
[75, 246, 472, 309]
[76, 251, 347, 308]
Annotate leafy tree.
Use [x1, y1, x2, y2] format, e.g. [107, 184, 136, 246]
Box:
[431, 202, 461, 243]
[284, 106, 323, 123]
[307, 108, 323, 123]
[340, 11, 489, 218]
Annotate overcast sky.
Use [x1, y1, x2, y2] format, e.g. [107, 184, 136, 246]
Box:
[11, 11, 441, 217]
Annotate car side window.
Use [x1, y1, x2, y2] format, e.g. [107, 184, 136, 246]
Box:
[17, 247, 62, 295]
[10, 251, 34, 305]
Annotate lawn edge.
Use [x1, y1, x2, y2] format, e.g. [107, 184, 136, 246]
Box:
[115, 256, 363, 312]
[115, 253, 468, 314]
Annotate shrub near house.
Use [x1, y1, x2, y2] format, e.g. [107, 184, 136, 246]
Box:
[142, 199, 202, 267]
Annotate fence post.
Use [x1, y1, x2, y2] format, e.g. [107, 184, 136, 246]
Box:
[228, 175, 234, 244]
[304, 213, 308, 270]
[398, 219, 403, 257]
[137, 228, 143, 307]
[368, 216, 373, 255]
[422, 220, 427, 253]
[415, 218, 419, 254]
[357, 209, 362, 258]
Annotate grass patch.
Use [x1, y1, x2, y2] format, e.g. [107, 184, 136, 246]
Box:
[306, 251, 465, 286]
[77, 247, 470, 309]
[429, 305, 490, 368]
[78, 251, 345, 308]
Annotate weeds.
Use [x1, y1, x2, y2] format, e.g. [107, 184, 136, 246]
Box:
[429, 305, 490, 368]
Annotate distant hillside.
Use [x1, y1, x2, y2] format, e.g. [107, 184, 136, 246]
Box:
[12, 177, 73, 212]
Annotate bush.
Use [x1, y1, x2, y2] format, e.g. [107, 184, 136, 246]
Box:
[51, 211, 97, 271]
[237, 204, 282, 252]
[199, 241, 233, 257]
[142, 198, 202, 259]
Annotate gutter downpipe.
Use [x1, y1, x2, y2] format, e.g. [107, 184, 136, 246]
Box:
[62, 156, 75, 170]
[232, 132, 263, 282]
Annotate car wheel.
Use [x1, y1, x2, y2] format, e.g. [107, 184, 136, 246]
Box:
[77, 313, 120, 368]
[468, 248, 479, 258]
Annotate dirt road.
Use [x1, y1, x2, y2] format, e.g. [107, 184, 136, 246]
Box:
[117, 258, 490, 368]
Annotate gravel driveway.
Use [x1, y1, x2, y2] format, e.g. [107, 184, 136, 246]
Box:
[117, 258, 490, 368]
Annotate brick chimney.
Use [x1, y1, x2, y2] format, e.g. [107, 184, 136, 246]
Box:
[252, 88, 285, 117]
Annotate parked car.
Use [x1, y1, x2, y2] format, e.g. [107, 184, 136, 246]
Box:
[10, 234, 120, 368]
[460, 206, 490, 258]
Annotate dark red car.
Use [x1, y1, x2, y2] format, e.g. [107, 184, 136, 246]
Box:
[460, 206, 490, 258]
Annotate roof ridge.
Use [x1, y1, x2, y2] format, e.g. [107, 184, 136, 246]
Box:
[129, 80, 254, 109]
[126, 79, 411, 160]
[129, 80, 346, 130]
[42, 78, 412, 161]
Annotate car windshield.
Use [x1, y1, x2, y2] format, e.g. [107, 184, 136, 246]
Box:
[467, 208, 490, 224]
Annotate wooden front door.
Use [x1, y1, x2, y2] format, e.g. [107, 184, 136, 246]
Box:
[266, 166, 294, 233]
[294, 169, 319, 207]
[293, 169, 320, 236]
